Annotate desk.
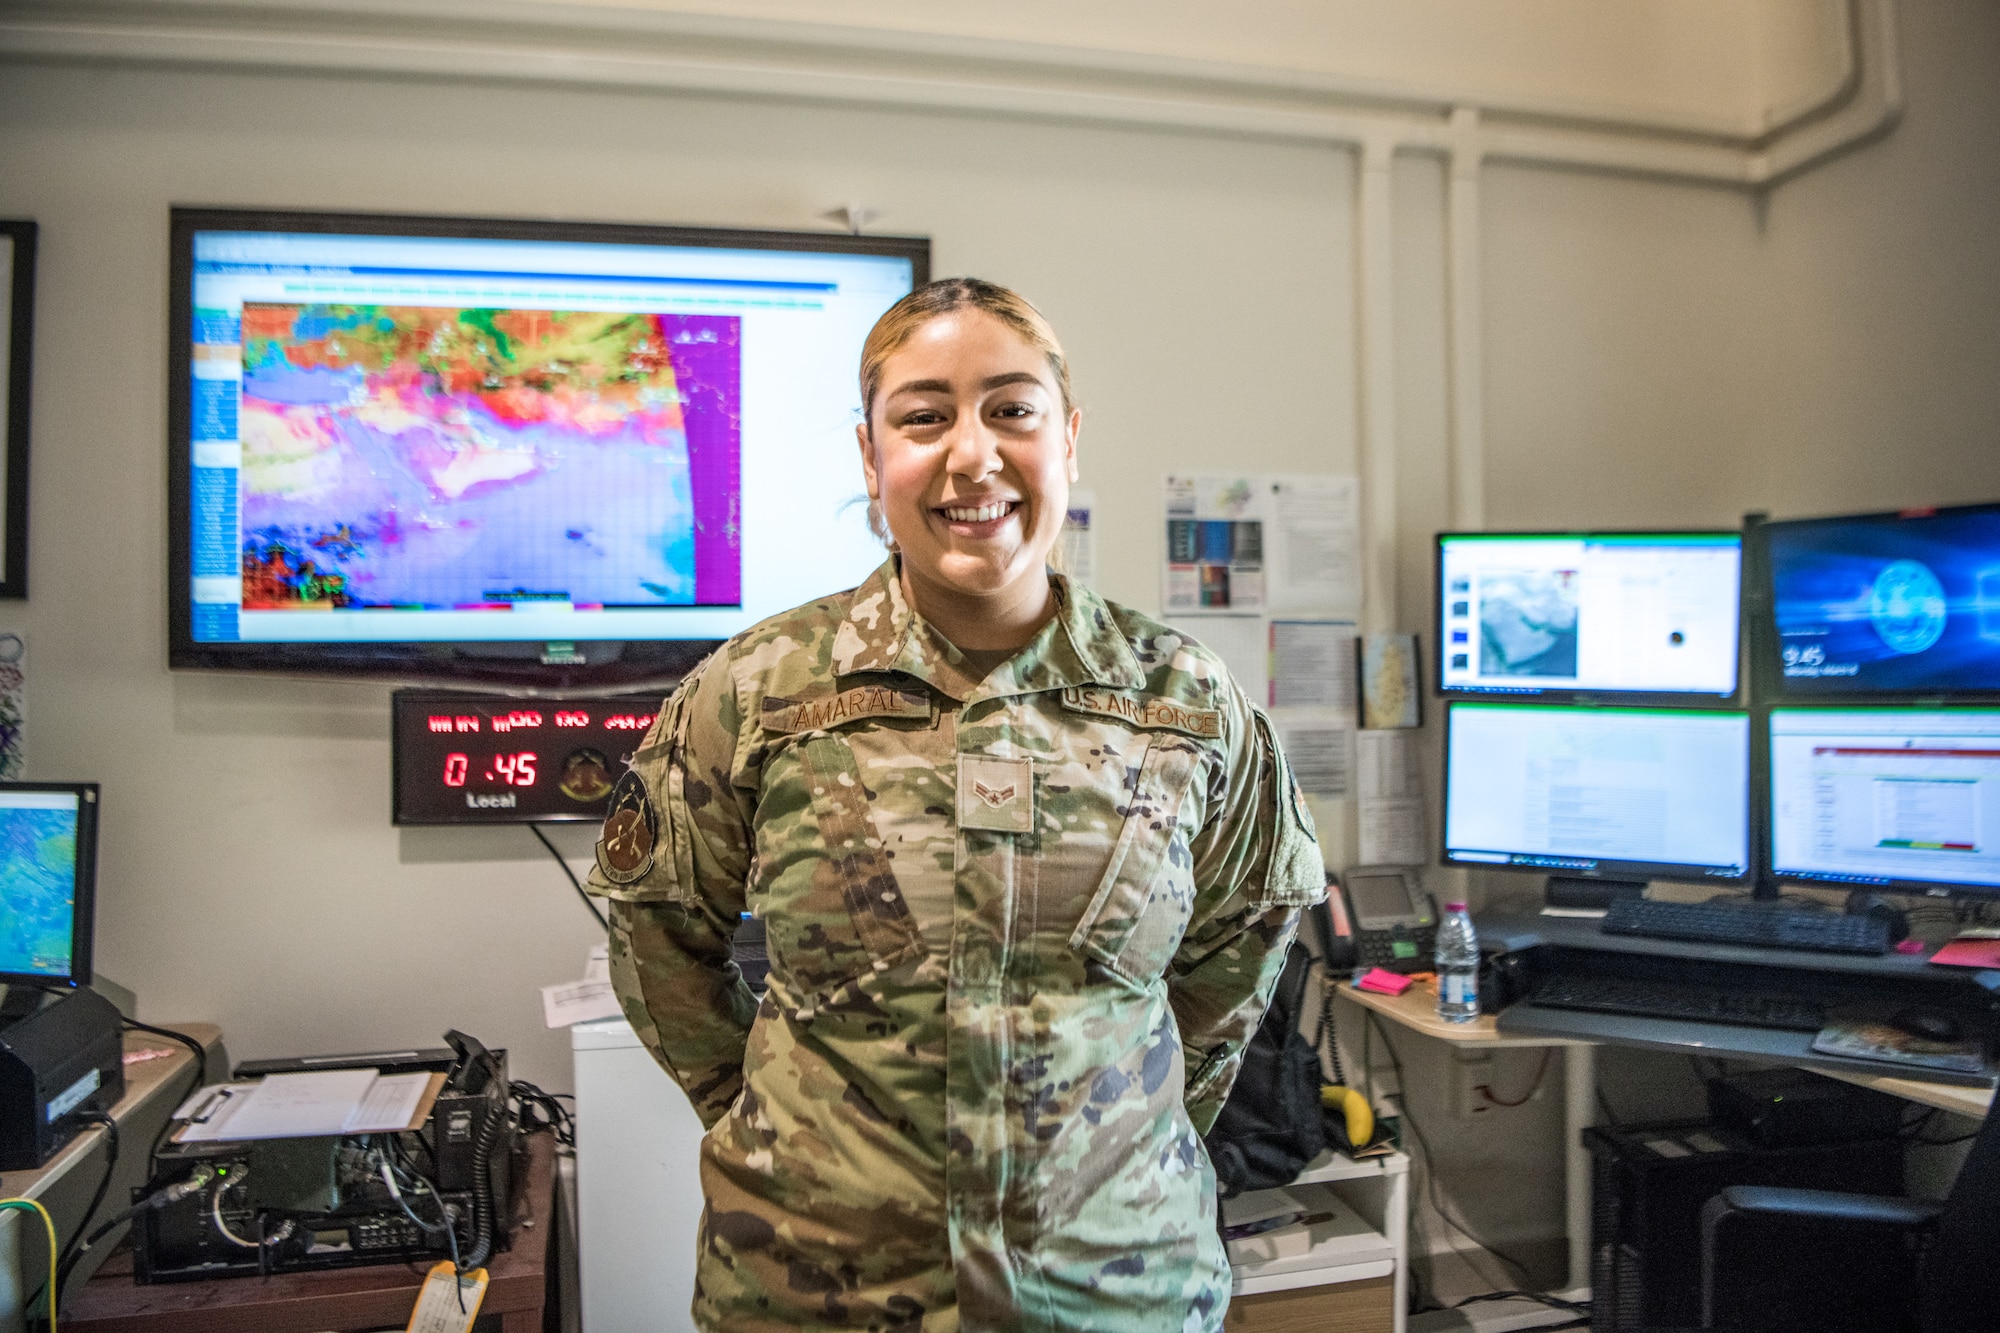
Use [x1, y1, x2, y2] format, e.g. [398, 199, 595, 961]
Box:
[1337, 983, 1596, 1299]
[63, 1131, 556, 1333]
[0, 1025, 223, 1333]
[1344, 960, 2000, 1316]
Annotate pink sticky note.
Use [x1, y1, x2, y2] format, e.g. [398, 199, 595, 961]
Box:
[1357, 967, 1414, 996]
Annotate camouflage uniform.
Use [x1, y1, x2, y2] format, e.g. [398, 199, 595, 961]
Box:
[585, 558, 1325, 1333]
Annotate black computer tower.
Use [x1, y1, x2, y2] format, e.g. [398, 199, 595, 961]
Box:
[1586, 1118, 1904, 1333]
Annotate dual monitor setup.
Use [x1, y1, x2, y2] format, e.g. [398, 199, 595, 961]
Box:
[1439, 508, 2000, 923]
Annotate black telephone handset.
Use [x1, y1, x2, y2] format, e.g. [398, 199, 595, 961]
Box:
[444, 1028, 498, 1094]
[1306, 874, 1358, 973]
[1338, 865, 1437, 975]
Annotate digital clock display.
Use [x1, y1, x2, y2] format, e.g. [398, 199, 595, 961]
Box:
[391, 690, 669, 825]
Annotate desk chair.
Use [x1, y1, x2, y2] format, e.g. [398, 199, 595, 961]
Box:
[1698, 1104, 2000, 1333]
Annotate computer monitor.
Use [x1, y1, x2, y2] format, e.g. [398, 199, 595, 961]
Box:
[1443, 702, 1750, 883]
[1767, 707, 2000, 896]
[1435, 531, 1742, 699]
[0, 783, 98, 987]
[1754, 502, 2000, 700]
[168, 208, 928, 686]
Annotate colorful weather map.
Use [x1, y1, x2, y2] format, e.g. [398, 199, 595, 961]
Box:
[0, 805, 78, 978]
[237, 304, 741, 611]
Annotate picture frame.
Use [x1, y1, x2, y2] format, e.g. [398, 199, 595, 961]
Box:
[0, 220, 34, 599]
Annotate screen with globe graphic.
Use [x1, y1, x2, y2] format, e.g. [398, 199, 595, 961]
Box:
[1768, 505, 2000, 695]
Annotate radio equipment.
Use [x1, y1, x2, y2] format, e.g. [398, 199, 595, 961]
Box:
[134, 1032, 515, 1283]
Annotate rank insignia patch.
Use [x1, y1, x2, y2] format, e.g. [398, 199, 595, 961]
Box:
[957, 755, 1034, 834]
[596, 770, 657, 885]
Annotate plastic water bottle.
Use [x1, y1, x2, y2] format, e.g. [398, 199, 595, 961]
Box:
[1435, 901, 1480, 1023]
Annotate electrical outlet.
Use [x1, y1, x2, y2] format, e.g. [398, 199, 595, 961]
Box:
[1451, 1049, 1497, 1119]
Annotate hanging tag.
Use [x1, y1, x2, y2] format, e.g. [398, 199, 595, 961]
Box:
[957, 755, 1033, 834]
[406, 1261, 489, 1333]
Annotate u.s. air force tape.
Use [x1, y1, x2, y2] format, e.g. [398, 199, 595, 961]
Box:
[596, 770, 657, 885]
[1058, 687, 1222, 738]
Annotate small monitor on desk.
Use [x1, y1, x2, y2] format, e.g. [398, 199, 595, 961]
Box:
[1768, 707, 2000, 895]
[1435, 531, 1742, 700]
[0, 782, 98, 988]
[1443, 702, 1751, 885]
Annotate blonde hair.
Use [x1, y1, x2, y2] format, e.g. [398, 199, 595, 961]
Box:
[860, 278, 1074, 429]
[858, 278, 1075, 548]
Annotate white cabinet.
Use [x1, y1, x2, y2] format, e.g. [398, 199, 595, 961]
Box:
[1225, 1150, 1411, 1333]
[571, 1017, 707, 1333]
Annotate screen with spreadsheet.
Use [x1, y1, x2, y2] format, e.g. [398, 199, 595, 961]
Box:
[1444, 703, 1750, 881]
[1768, 708, 2000, 894]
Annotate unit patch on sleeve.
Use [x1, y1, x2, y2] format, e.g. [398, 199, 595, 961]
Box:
[1059, 687, 1223, 739]
[761, 686, 933, 734]
[595, 770, 658, 885]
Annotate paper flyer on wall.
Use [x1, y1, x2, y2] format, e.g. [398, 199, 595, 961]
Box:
[1270, 619, 1357, 713]
[1162, 474, 1360, 617]
[1275, 714, 1354, 799]
[1060, 488, 1097, 586]
[1357, 729, 1426, 864]
[1358, 632, 1420, 729]
[1266, 619, 1358, 799]
[1166, 614, 1267, 702]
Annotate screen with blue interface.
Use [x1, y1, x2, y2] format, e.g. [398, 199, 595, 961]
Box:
[1769, 708, 2000, 893]
[0, 790, 81, 980]
[1766, 504, 2000, 696]
[186, 226, 913, 647]
[1437, 533, 1741, 697]
[1444, 703, 1750, 880]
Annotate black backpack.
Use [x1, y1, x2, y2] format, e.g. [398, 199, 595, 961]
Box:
[1203, 943, 1327, 1198]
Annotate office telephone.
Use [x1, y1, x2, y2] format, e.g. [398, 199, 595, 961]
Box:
[1322, 865, 1437, 975]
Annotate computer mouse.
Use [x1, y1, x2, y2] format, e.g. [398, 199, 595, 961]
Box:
[1889, 1008, 1964, 1044]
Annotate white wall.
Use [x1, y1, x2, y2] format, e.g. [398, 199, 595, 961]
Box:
[0, 62, 1352, 1091]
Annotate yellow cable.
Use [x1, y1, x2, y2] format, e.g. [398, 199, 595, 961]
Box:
[0, 1196, 58, 1332]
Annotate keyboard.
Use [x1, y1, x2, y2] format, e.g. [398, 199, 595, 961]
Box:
[1601, 897, 1891, 956]
[1528, 974, 1828, 1032]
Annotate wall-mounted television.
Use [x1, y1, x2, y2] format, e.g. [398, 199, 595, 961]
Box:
[168, 208, 928, 687]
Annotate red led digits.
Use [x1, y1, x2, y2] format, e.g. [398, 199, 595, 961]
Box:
[443, 754, 469, 787]
[488, 752, 539, 787]
[555, 711, 590, 728]
[602, 713, 656, 730]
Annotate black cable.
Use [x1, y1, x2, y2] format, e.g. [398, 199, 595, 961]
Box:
[1479, 1050, 1553, 1108]
[120, 1019, 207, 1090]
[510, 1080, 577, 1148]
[1454, 1289, 1592, 1315]
[1912, 1127, 1982, 1147]
[46, 1112, 118, 1305]
[532, 825, 608, 930]
[1366, 1012, 1541, 1291]
[123, 1018, 214, 1205]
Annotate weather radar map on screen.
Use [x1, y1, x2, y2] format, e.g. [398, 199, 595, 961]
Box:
[1768, 505, 2000, 695]
[237, 304, 737, 613]
[0, 792, 79, 979]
